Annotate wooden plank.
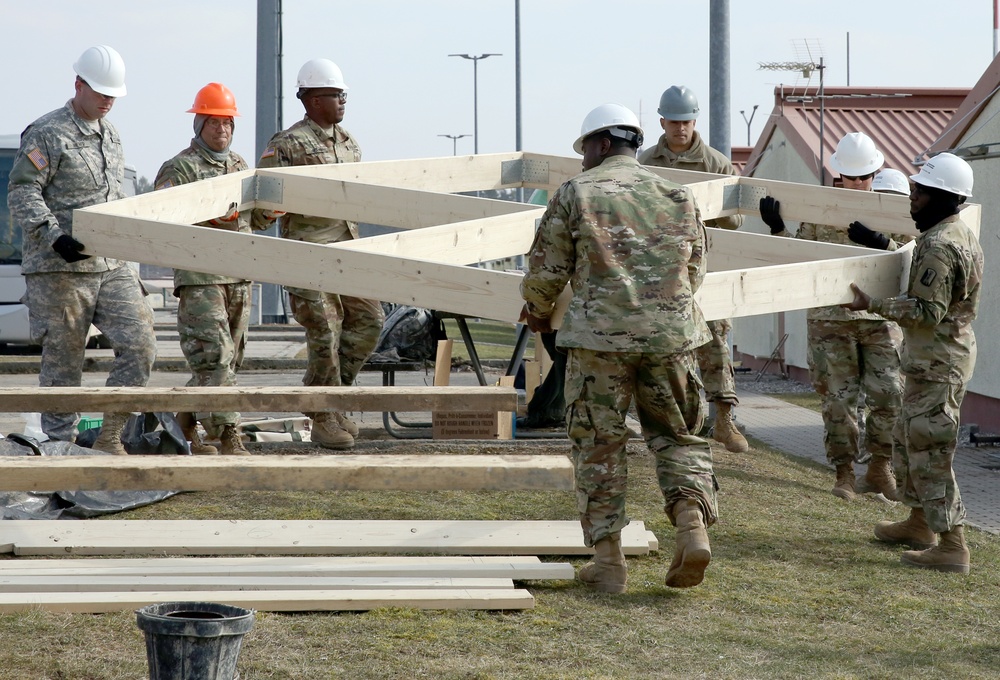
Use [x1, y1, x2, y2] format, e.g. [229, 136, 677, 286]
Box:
[706, 227, 874, 270]
[86, 169, 253, 222]
[696, 241, 912, 321]
[0, 588, 535, 613]
[273, 152, 524, 193]
[0, 556, 576, 580]
[0, 385, 516, 414]
[72, 213, 527, 322]
[3, 520, 657, 556]
[0, 575, 514, 592]
[0, 454, 574, 493]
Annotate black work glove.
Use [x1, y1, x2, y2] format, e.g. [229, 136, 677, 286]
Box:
[759, 196, 786, 235]
[847, 221, 890, 250]
[52, 234, 91, 263]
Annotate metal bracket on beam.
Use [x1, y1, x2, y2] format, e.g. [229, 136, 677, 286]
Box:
[501, 158, 550, 186]
[242, 174, 284, 206]
[739, 183, 767, 212]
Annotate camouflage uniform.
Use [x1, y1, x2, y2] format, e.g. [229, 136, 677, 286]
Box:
[521, 155, 716, 547]
[868, 214, 982, 533]
[640, 130, 741, 404]
[154, 142, 252, 429]
[7, 101, 155, 441]
[777, 220, 903, 466]
[253, 116, 383, 395]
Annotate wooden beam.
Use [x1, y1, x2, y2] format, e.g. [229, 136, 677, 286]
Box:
[0, 386, 516, 414]
[253, 172, 538, 229]
[0, 556, 577, 580]
[0, 575, 516, 592]
[3, 520, 658, 556]
[0, 588, 535, 613]
[705, 228, 884, 270]
[0, 454, 574, 492]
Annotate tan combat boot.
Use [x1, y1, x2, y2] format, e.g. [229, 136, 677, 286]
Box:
[176, 412, 217, 455]
[311, 413, 355, 450]
[901, 525, 970, 574]
[874, 506, 937, 550]
[855, 455, 897, 499]
[333, 412, 360, 437]
[578, 533, 627, 593]
[219, 424, 248, 455]
[712, 402, 749, 453]
[91, 412, 130, 456]
[665, 499, 712, 588]
[832, 463, 856, 500]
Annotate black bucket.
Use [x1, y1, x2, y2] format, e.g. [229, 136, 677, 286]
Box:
[135, 601, 255, 680]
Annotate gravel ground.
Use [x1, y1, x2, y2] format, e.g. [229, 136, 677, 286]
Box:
[736, 371, 815, 395]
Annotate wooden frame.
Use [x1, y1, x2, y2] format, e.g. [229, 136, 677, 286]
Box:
[72, 151, 981, 324]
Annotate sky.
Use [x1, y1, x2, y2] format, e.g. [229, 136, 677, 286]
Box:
[2, 0, 996, 183]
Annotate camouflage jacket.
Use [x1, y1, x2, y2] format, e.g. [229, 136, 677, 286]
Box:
[639, 130, 743, 231]
[252, 116, 361, 244]
[153, 141, 252, 290]
[870, 214, 983, 384]
[8, 101, 127, 274]
[521, 155, 711, 354]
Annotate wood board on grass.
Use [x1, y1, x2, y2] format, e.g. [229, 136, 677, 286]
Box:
[0, 575, 516, 592]
[0, 556, 576, 580]
[0, 588, 535, 614]
[0, 454, 572, 492]
[1, 520, 658, 556]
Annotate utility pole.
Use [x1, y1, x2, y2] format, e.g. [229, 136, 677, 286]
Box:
[448, 53, 502, 154]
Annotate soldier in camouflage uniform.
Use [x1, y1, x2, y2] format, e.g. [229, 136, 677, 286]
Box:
[759, 132, 903, 501]
[7, 45, 155, 455]
[639, 85, 748, 453]
[252, 59, 383, 451]
[154, 83, 255, 456]
[846, 153, 981, 575]
[521, 103, 716, 594]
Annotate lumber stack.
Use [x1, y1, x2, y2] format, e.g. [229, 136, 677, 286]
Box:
[0, 523, 660, 612]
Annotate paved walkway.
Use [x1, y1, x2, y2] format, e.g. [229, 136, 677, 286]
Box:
[737, 390, 1000, 535]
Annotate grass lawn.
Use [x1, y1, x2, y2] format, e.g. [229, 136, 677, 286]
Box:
[0, 435, 997, 679]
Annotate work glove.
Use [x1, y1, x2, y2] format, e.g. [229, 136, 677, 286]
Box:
[759, 196, 786, 235]
[52, 234, 91, 263]
[847, 221, 890, 250]
[208, 202, 241, 229]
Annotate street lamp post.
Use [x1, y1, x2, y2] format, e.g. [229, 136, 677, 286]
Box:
[448, 53, 502, 154]
[438, 133, 471, 156]
[739, 105, 758, 146]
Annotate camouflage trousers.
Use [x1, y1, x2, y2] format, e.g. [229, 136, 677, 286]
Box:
[177, 282, 251, 428]
[289, 290, 383, 403]
[807, 319, 903, 466]
[895, 377, 966, 533]
[565, 348, 718, 547]
[696, 318, 737, 404]
[25, 268, 155, 441]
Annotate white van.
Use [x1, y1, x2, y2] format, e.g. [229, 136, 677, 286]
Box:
[0, 133, 138, 349]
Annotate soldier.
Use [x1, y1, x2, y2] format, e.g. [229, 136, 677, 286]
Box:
[153, 83, 254, 456]
[844, 152, 981, 575]
[7, 45, 155, 454]
[253, 58, 384, 450]
[759, 132, 903, 501]
[520, 103, 716, 593]
[639, 85, 747, 453]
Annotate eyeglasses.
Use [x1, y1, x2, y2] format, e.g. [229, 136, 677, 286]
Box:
[315, 92, 348, 103]
[204, 118, 234, 130]
[841, 172, 875, 182]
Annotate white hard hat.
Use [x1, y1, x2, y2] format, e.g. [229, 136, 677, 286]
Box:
[910, 152, 974, 198]
[658, 85, 699, 121]
[296, 58, 348, 91]
[73, 45, 127, 98]
[573, 103, 644, 155]
[829, 132, 883, 177]
[871, 169, 910, 196]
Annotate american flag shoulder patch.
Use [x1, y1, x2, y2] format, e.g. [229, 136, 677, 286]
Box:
[260, 146, 276, 159]
[155, 179, 173, 190]
[26, 147, 48, 171]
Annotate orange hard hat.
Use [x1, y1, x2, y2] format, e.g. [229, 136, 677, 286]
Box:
[187, 82, 240, 117]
